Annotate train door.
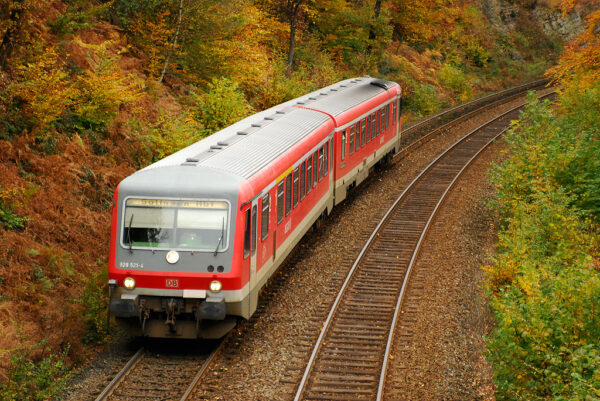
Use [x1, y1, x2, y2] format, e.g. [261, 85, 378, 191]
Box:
[249, 200, 259, 317]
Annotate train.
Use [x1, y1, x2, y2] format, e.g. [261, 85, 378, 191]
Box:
[108, 77, 402, 339]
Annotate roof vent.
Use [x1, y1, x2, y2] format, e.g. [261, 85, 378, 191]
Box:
[237, 131, 248, 135]
[186, 157, 199, 163]
[210, 145, 222, 150]
[370, 79, 397, 90]
[251, 123, 262, 128]
[217, 141, 229, 146]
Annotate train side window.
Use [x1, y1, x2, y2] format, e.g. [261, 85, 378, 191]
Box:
[330, 138, 334, 171]
[361, 118, 366, 146]
[386, 104, 390, 130]
[381, 107, 385, 133]
[366, 115, 371, 143]
[251, 204, 257, 255]
[324, 141, 329, 176]
[354, 122, 360, 152]
[261, 194, 269, 241]
[277, 181, 284, 224]
[318, 146, 324, 181]
[349, 126, 355, 155]
[313, 151, 318, 188]
[300, 161, 306, 201]
[376, 110, 381, 136]
[372, 112, 376, 138]
[393, 100, 397, 125]
[293, 167, 299, 208]
[285, 173, 292, 216]
[341, 131, 346, 161]
[243, 208, 251, 258]
[385, 103, 392, 129]
[306, 156, 312, 194]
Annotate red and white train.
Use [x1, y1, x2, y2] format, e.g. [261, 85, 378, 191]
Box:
[108, 77, 402, 338]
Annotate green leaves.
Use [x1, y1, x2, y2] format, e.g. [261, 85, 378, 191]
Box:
[486, 86, 600, 399]
[189, 77, 254, 134]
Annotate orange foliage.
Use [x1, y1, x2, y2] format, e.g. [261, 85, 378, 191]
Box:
[547, 1, 600, 85]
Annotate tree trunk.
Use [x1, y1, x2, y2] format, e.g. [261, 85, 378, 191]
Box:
[367, 0, 382, 54]
[287, 12, 297, 71]
[0, 0, 25, 69]
[159, 0, 185, 83]
[286, 0, 303, 72]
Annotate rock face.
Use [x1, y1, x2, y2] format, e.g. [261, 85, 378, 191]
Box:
[480, 0, 585, 40]
[532, 6, 584, 40]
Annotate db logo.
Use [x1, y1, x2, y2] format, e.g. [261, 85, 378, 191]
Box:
[165, 279, 179, 288]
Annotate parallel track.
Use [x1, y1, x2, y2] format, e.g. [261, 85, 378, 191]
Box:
[293, 92, 554, 401]
[397, 79, 547, 159]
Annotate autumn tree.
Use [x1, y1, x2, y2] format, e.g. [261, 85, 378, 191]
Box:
[310, 0, 392, 73]
[547, 1, 600, 86]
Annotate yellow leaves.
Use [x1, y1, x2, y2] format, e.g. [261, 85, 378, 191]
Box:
[4, 37, 143, 139]
[129, 10, 175, 79]
[73, 39, 143, 125]
[10, 46, 77, 134]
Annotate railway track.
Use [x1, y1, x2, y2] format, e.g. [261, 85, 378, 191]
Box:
[397, 79, 547, 159]
[292, 92, 554, 401]
[93, 338, 225, 401]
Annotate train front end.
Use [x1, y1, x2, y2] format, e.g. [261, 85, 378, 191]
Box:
[107, 165, 246, 339]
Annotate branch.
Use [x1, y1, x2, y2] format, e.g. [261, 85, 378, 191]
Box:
[159, 0, 185, 83]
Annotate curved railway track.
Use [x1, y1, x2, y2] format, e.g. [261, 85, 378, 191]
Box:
[397, 79, 547, 159]
[93, 337, 226, 401]
[292, 92, 554, 401]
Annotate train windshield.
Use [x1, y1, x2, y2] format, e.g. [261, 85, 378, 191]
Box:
[122, 199, 229, 252]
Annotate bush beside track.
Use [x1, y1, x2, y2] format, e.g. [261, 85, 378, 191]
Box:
[485, 84, 600, 399]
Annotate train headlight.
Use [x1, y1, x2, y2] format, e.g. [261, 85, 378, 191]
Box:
[209, 280, 222, 293]
[123, 277, 136, 290]
[166, 250, 180, 264]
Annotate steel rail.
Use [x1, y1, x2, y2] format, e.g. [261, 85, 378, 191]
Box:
[179, 334, 230, 401]
[95, 332, 228, 401]
[94, 347, 145, 401]
[293, 91, 554, 401]
[402, 78, 547, 132]
[395, 80, 548, 160]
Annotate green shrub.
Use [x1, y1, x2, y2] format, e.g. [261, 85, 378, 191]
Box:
[0, 341, 70, 401]
[134, 110, 205, 161]
[0, 186, 32, 231]
[189, 77, 254, 135]
[79, 269, 109, 345]
[403, 82, 442, 118]
[438, 63, 472, 102]
[486, 85, 600, 400]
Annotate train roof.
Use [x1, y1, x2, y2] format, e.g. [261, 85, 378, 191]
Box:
[138, 77, 398, 181]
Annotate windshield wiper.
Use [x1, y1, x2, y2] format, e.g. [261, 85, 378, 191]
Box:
[128, 214, 134, 253]
[213, 217, 225, 256]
